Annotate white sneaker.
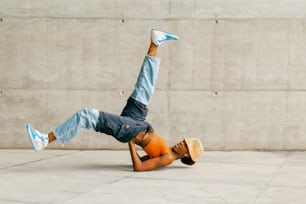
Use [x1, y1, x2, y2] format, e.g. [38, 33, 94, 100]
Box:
[26, 124, 48, 151]
[151, 29, 179, 47]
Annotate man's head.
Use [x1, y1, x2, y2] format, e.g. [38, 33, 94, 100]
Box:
[180, 138, 204, 165]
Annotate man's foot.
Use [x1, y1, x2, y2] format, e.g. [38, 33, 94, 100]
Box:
[26, 124, 48, 151]
[151, 29, 179, 47]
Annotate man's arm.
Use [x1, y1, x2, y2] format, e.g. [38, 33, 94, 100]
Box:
[128, 140, 173, 172]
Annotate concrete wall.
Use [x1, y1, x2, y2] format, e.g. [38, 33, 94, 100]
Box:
[1, 0, 306, 150]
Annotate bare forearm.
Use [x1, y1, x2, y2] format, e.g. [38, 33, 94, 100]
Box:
[128, 142, 143, 171]
[128, 142, 173, 172]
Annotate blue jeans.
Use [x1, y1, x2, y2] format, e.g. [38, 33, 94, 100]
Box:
[53, 55, 160, 144]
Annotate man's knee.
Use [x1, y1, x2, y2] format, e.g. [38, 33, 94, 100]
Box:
[75, 108, 99, 126]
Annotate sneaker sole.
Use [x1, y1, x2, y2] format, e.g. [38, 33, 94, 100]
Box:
[26, 124, 39, 152]
[152, 29, 179, 41]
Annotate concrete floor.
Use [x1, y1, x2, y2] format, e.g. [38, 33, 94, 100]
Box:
[0, 150, 306, 204]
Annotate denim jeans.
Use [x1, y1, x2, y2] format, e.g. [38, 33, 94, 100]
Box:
[130, 55, 160, 105]
[53, 55, 160, 144]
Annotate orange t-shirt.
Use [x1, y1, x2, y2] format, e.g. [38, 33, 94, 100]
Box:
[143, 132, 172, 158]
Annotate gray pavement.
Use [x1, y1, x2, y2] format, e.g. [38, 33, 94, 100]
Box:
[1, 150, 306, 204]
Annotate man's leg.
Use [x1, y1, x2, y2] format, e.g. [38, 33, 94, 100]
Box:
[120, 45, 159, 121]
[121, 29, 178, 121]
[52, 108, 100, 144]
[129, 29, 178, 106]
[26, 108, 100, 151]
[129, 54, 160, 106]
